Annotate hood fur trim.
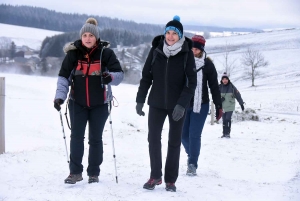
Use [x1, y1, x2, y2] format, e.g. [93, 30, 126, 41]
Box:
[63, 42, 76, 54]
[63, 40, 111, 54]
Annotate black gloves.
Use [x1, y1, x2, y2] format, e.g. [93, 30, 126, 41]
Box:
[102, 72, 112, 84]
[136, 103, 145, 116]
[54, 99, 63, 111]
[241, 104, 245, 111]
[215, 105, 223, 121]
[172, 105, 185, 121]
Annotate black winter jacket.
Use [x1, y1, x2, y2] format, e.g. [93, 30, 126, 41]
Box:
[200, 57, 222, 107]
[136, 35, 197, 109]
[58, 40, 123, 107]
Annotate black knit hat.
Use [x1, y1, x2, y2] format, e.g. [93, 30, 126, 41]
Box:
[164, 15, 183, 39]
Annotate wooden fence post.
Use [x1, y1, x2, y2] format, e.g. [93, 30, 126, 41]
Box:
[0, 77, 5, 154]
[210, 101, 214, 125]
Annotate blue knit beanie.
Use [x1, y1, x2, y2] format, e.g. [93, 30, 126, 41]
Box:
[164, 15, 183, 39]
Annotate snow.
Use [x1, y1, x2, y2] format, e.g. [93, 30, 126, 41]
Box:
[185, 30, 252, 37]
[0, 23, 63, 50]
[0, 26, 300, 201]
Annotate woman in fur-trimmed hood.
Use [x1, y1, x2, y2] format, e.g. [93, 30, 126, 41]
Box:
[53, 18, 124, 184]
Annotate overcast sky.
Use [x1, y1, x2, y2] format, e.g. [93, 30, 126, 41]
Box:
[2, 0, 300, 29]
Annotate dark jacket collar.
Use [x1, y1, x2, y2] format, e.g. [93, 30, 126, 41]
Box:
[63, 39, 110, 54]
[152, 35, 193, 53]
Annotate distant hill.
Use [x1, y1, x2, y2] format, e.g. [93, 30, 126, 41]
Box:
[0, 4, 163, 35]
[0, 4, 261, 36]
[184, 25, 261, 33]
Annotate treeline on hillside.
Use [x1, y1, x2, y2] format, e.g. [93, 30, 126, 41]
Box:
[0, 4, 163, 35]
[40, 30, 153, 58]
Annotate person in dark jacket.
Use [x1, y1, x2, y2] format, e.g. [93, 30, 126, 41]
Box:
[219, 72, 244, 138]
[181, 35, 223, 176]
[135, 16, 197, 192]
[53, 18, 124, 184]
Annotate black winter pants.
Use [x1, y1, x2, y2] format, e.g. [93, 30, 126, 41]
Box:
[222, 111, 233, 135]
[148, 106, 186, 183]
[68, 100, 108, 176]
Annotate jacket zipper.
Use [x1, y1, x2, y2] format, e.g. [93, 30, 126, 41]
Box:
[155, 48, 169, 109]
[86, 61, 91, 107]
[165, 58, 169, 109]
[84, 46, 98, 107]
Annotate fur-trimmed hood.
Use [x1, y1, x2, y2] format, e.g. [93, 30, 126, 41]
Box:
[151, 35, 193, 52]
[63, 39, 110, 54]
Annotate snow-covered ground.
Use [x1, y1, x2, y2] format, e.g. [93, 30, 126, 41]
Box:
[0, 26, 300, 201]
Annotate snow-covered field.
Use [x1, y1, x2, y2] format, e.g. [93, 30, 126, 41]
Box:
[0, 25, 300, 201]
[0, 23, 63, 50]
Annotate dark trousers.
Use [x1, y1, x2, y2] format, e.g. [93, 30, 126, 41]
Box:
[148, 106, 186, 183]
[181, 103, 209, 168]
[68, 100, 108, 176]
[222, 111, 233, 135]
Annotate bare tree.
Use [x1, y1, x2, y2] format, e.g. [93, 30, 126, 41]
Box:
[221, 42, 237, 77]
[241, 47, 269, 86]
[203, 31, 211, 39]
[0, 37, 11, 63]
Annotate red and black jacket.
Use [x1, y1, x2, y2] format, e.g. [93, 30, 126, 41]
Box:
[58, 40, 122, 107]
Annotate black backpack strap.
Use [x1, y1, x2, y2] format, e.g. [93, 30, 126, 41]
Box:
[151, 49, 158, 66]
[183, 52, 188, 71]
[150, 48, 164, 73]
[183, 52, 189, 86]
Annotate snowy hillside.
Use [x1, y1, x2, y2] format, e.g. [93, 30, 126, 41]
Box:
[208, 28, 300, 86]
[0, 23, 63, 50]
[0, 26, 300, 201]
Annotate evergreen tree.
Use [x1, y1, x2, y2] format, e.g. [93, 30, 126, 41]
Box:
[0, 4, 163, 35]
[9, 41, 16, 59]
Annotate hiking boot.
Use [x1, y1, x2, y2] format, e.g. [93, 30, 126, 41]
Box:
[221, 134, 230, 138]
[88, 175, 99, 183]
[64, 173, 83, 184]
[143, 177, 162, 190]
[165, 183, 176, 192]
[186, 164, 197, 176]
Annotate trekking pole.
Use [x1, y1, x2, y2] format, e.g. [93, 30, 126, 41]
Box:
[59, 110, 69, 163]
[106, 85, 118, 184]
[100, 44, 118, 183]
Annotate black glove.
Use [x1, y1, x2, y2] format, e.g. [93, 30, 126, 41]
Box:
[102, 72, 112, 84]
[136, 103, 145, 116]
[241, 104, 244, 111]
[215, 105, 223, 121]
[172, 104, 185, 121]
[54, 99, 63, 111]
